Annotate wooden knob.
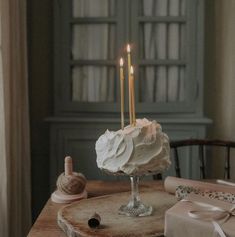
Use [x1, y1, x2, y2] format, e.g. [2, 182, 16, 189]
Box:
[65, 156, 73, 176]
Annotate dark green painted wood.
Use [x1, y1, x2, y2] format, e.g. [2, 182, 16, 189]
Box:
[70, 60, 116, 66]
[28, 0, 53, 222]
[137, 16, 186, 22]
[46, 116, 212, 124]
[139, 59, 186, 65]
[70, 18, 117, 24]
[196, 0, 205, 116]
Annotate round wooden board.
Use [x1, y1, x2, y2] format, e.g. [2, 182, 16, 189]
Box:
[57, 190, 177, 237]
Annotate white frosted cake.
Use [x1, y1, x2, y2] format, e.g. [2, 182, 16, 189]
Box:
[95, 118, 171, 176]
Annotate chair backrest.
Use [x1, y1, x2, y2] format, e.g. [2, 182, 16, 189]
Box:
[153, 139, 235, 180]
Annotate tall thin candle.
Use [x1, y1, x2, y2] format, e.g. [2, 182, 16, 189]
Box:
[119, 58, 125, 130]
[127, 44, 133, 125]
[130, 66, 136, 126]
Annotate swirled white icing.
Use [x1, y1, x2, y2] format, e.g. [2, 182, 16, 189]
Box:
[95, 118, 171, 175]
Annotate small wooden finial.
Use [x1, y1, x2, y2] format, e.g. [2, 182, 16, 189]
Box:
[65, 156, 73, 176]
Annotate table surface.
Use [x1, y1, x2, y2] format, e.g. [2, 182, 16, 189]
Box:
[27, 180, 165, 237]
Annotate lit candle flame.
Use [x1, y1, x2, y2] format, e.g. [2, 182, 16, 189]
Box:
[127, 44, 131, 53]
[120, 58, 124, 67]
[130, 65, 134, 75]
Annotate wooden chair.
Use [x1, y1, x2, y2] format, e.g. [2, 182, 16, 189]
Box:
[154, 139, 235, 180]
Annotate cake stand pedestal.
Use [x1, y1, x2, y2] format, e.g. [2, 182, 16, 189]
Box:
[118, 175, 152, 217]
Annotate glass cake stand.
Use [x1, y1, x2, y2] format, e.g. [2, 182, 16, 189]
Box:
[104, 170, 158, 217]
[118, 175, 153, 217]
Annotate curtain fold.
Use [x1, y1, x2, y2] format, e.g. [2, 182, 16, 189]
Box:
[0, 29, 8, 237]
[0, 0, 31, 236]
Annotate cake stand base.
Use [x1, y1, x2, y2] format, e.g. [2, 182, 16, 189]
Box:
[119, 201, 153, 217]
[118, 176, 153, 217]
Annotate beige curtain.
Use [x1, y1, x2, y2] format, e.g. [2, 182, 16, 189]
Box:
[0, 0, 31, 236]
[205, 0, 235, 179]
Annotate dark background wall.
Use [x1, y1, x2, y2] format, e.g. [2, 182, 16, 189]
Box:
[27, 0, 53, 221]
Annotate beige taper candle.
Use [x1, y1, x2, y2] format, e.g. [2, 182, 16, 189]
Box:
[119, 58, 125, 130]
[127, 44, 133, 125]
[130, 66, 136, 126]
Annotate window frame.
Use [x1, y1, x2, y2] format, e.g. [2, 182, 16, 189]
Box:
[53, 0, 204, 116]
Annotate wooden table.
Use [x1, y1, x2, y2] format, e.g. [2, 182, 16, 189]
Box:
[27, 180, 165, 237]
